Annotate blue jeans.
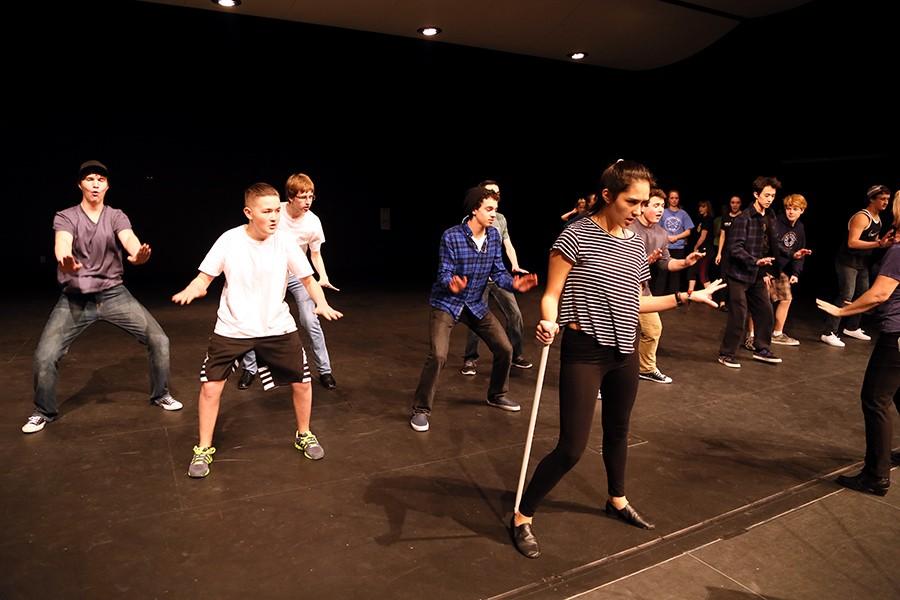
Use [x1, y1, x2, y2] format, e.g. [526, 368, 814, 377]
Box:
[242, 275, 332, 375]
[823, 261, 870, 335]
[32, 285, 171, 419]
[463, 281, 524, 361]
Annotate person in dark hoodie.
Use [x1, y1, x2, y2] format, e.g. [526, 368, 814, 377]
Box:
[769, 193, 813, 345]
[409, 187, 538, 433]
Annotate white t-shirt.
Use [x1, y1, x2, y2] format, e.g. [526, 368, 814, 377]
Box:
[199, 226, 315, 338]
[278, 203, 325, 255]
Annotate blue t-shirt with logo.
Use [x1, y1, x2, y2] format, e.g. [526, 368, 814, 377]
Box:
[662, 208, 694, 250]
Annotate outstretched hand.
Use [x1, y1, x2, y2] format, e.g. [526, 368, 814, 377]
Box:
[512, 273, 538, 293]
[319, 278, 340, 292]
[647, 248, 664, 265]
[756, 256, 774, 266]
[58, 255, 83, 274]
[793, 248, 812, 260]
[314, 304, 344, 321]
[172, 286, 206, 305]
[815, 298, 842, 317]
[689, 279, 726, 307]
[449, 275, 468, 294]
[127, 243, 152, 265]
[684, 251, 705, 266]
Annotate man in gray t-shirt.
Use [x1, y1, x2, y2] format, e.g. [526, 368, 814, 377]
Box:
[21, 160, 181, 435]
[627, 189, 702, 384]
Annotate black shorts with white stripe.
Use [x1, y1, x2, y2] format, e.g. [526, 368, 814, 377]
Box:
[200, 332, 310, 389]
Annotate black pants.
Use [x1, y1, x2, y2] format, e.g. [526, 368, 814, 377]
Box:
[860, 332, 900, 479]
[718, 274, 773, 356]
[519, 329, 639, 517]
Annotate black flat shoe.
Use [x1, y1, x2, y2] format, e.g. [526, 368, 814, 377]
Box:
[237, 369, 255, 390]
[836, 472, 890, 497]
[319, 373, 337, 390]
[509, 516, 540, 559]
[605, 500, 656, 530]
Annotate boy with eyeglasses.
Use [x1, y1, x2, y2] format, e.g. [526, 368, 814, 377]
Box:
[236, 173, 341, 391]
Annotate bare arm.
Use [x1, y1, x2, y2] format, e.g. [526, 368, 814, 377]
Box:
[816, 274, 899, 317]
[172, 272, 216, 305]
[846, 213, 892, 250]
[503, 237, 527, 273]
[535, 251, 572, 345]
[693, 229, 708, 252]
[117, 229, 151, 265]
[715, 229, 726, 264]
[299, 274, 343, 320]
[640, 279, 726, 312]
[561, 208, 578, 222]
[54, 230, 83, 273]
[309, 250, 339, 290]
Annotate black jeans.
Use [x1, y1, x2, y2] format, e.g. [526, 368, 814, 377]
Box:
[718, 275, 773, 356]
[412, 308, 512, 414]
[519, 329, 639, 517]
[860, 332, 900, 479]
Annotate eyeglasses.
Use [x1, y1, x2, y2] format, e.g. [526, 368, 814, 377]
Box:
[292, 193, 315, 201]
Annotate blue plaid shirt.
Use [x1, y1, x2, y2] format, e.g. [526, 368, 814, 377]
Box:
[429, 220, 514, 320]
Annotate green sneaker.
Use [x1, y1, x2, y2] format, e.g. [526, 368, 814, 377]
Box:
[294, 431, 325, 460]
[188, 445, 216, 478]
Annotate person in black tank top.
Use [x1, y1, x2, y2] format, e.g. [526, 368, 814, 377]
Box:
[821, 185, 893, 346]
[509, 160, 726, 559]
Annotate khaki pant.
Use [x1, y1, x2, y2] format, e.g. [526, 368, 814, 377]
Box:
[638, 311, 662, 373]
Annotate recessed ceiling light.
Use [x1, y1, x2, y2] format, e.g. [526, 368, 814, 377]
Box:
[211, 0, 241, 7]
[569, 52, 586, 61]
[417, 26, 442, 37]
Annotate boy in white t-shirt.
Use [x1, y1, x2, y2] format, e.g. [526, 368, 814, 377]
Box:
[173, 183, 343, 478]
[237, 173, 340, 390]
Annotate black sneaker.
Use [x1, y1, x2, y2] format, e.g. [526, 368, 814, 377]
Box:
[752, 348, 782, 364]
[410, 412, 430, 432]
[238, 369, 256, 390]
[487, 397, 521, 412]
[717, 354, 741, 368]
[460, 360, 477, 376]
[638, 369, 673, 384]
[319, 373, 337, 390]
[512, 356, 533, 369]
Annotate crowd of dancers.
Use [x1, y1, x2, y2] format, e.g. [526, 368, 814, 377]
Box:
[22, 159, 900, 559]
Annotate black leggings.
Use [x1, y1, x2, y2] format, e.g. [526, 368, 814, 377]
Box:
[519, 329, 639, 517]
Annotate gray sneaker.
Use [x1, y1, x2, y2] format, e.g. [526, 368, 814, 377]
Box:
[294, 431, 325, 460]
[487, 397, 521, 412]
[152, 394, 183, 411]
[410, 412, 430, 432]
[188, 446, 216, 478]
[772, 333, 800, 346]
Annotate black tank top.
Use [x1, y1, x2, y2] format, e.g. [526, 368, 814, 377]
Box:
[837, 210, 881, 267]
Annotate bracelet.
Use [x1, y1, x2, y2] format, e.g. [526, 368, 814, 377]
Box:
[674, 292, 684, 307]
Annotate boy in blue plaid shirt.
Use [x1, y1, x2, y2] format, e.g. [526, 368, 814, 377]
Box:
[410, 187, 538, 432]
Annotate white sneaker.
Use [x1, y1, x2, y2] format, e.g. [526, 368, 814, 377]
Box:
[820, 333, 845, 348]
[152, 394, 183, 411]
[842, 328, 871, 341]
[22, 415, 48, 434]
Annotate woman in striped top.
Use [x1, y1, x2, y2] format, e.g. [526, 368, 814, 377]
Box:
[510, 160, 725, 559]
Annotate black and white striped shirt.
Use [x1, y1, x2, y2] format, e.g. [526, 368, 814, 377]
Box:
[553, 217, 649, 354]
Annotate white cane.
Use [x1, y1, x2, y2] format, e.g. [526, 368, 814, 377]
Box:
[513, 343, 551, 515]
